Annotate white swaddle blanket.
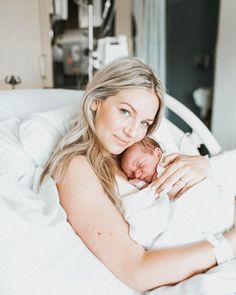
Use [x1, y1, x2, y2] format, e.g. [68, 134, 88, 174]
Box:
[117, 176, 236, 295]
[117, 176, 235, 250]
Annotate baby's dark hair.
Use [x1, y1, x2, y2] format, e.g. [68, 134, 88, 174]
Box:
[138, 137, 164, 153]
[117, 137, 164, 166]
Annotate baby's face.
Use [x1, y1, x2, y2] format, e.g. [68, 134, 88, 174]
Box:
[121, 143, 162, 183]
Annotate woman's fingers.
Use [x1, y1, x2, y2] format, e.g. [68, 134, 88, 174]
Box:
[152, 162, 190, 192]
[167, 179, 187, 200]
[174, 179, 201, 198]
[157, 177, 195, 200]
[161, 153, 180, 167]
[157, 170, 188, 193]
[151, 153, 211, 200]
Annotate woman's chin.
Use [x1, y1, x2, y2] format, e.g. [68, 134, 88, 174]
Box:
[103, 139, 130, 155]
[108, 144, 128, 155]
[110, 148, 127, 155]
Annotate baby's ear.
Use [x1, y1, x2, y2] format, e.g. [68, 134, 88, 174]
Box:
[153, 147, 162, 161]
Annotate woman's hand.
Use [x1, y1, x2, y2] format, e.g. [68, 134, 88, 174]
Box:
[151, 153, 211, 200]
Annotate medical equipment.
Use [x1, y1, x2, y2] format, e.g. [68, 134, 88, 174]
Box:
[93, 35, 129, 69]
[72, 0, 117, 79]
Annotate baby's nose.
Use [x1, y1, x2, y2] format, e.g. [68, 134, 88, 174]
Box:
[135, 169, 142, 178]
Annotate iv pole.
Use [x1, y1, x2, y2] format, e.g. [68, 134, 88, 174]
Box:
[88, 0, 94, 81]
[74, 0, 113, 81]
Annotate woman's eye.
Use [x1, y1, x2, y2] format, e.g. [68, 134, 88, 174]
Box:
[141, 121, 150, 128]
[120, 108, 131, 117]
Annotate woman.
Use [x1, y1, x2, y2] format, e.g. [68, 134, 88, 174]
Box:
[40, 57, 236, 292]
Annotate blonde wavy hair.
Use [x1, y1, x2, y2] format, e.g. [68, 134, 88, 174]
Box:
[40, 57, 165, 207]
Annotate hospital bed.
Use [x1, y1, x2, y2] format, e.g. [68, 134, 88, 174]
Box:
[1, 88, 235, 295]
[0, 88, 221, 156]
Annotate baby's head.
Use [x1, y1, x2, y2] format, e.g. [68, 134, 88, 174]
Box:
[120, 137, 163, 183]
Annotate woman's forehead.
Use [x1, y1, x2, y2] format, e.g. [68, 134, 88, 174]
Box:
[109, 88, 159, 116]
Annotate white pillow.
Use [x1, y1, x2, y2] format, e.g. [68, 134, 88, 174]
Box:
[19, 105, 79, 167]
[20, 106, 180, 164]
[18, 103, 199, 173]
[0, 118, 35, 178]
[152, 118, 200, 156]
[151, 117, 179, 154]
[19, 106, 185, 169]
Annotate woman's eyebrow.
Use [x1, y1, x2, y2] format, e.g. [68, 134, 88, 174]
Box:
[121, 102, 155, 122]
[120, 102, 137, 114]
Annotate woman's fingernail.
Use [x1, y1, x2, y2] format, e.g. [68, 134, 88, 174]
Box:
[151, 185, 157, 191]
[155, 193, 160, 199]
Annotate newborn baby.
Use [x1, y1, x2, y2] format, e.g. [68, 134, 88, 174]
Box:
[120, 137, 164, 190]
[118, 137, 235, 250]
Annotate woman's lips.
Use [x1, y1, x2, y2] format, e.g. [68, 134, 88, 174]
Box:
[113, 135, 130, 146]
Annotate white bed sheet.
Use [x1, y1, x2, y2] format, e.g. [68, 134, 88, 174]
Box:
[0, 168, 136, 295]
[117, 171, 236, 295]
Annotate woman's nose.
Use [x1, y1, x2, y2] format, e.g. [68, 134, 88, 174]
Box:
[124, 121, 139, 138]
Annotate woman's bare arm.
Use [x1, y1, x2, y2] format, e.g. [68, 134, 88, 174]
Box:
[57, 156, 235, 292]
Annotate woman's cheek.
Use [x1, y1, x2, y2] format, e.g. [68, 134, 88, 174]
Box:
[137, 128, 148, 141]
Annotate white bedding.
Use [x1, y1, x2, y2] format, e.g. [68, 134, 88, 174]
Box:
[119, 177, 235, 249]
[0, 113, 137, 295]
[118, 163, 236, 295]
[1, 99, 236, 295]
[0, 169, 135, 295]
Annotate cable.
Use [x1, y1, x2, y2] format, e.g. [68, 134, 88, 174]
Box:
[102, 0, 111, 19]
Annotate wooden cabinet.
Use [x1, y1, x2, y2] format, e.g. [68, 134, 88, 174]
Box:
[0, 0, 53, 89]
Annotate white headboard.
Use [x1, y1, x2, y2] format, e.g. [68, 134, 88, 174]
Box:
[0, 89, 83, 121]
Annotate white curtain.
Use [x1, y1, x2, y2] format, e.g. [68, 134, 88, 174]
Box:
[133, 0, 166, 86]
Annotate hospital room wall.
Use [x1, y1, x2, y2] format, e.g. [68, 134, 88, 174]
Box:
[211, 0, 236, 151]
[165, 0, 219, 132]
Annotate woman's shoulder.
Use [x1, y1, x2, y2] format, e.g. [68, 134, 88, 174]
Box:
[69, 155, 89, 168]
[60, 155, 100, 187]
[69, 154, 95, 171]
[57, 155, 105, 206]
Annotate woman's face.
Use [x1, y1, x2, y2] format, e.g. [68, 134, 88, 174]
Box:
[92, 88, 159, 155]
